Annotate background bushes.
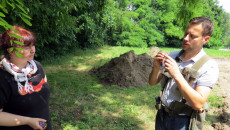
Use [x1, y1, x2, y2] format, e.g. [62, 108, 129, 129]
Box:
[1, 0, 230, 60]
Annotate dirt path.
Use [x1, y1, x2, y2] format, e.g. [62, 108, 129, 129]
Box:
[205, 57, 230, 130]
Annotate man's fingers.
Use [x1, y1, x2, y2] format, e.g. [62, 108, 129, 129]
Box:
[156, 53, 165, 57]
[158, 50, 163, 53]
[164, 62, 171, 68]
[157, 50, 167, 56]
[164, 54, 173, 61]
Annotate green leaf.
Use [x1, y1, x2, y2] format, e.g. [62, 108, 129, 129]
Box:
[0, 5, 8, 13]
[6, 0, 15, 10]
[14, 40, 24, 45]
[8, 33, 22, 39]
[6, 24, 14, 29]
[1, 0, 6, 7]
[0, 17, 7, 24]
[20, 12, 31, 20]
[10, 40, 13, 46]
[9, 47, 14, 52]
[0, 17, 13, 29]
[0, 12, 5, 17]
[15, 51, 23, 58]
[0, 20, 5, 26]
[19, 15, 32, 26]
[15, 0, 24, 6]
[12, 29, 19, 34]
[16, 4, 27, 14]
[15, 47, 24, 51]
[1, 25, 8, 30]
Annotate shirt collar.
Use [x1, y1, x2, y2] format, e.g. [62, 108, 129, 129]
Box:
[176, 48, 206, 62]
[190, 48, 206, 62]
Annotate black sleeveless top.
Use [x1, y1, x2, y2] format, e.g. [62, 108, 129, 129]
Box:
[0, 60, 51, 130]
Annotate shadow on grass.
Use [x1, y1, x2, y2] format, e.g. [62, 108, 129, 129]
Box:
[39, 46, 161, 129]
[38, 46, 229, 129]
[41, 48, 103, 66]
[47, 69, 160, 129]
[206, 113, 220, 125]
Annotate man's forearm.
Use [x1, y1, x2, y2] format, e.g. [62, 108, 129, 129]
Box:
[149, 67, 162, 86]
[173, 74, 210, 110]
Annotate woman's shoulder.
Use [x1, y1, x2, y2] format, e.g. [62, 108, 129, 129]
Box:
[0, 68, 9, 76]
[33, 60, 42, 67]
[33, 60, 45, 70]
[0, 68, 12, 83]
[0, 69, 5, 80]
[33, 60, 45, 76]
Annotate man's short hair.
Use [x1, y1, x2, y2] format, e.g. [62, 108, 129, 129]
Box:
[189, 17, 214, 37]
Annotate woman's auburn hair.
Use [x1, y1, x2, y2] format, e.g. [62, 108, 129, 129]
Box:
[0, 26, 37, 59]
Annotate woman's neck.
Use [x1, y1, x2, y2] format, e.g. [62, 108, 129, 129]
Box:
[9, 58, 27, 69]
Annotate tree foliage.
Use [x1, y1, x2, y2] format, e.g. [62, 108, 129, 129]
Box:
[221, 12, 230, 47]
[0, 0, 32, 57]
[1, 0, 229, 60]
[0, 0, 31, 31]
[21, 0, 78, 59]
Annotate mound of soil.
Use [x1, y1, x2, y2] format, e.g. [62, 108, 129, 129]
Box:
[90, 50, 154, 87]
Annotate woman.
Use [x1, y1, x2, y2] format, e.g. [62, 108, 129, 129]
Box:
[0, 26, 51, 130]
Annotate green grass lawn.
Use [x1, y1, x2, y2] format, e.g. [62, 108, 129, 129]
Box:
[42, 46, 228, 129]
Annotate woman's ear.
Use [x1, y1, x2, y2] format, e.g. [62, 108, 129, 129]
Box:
[7, 48, 14, 55]
[7, 48, 11, 53]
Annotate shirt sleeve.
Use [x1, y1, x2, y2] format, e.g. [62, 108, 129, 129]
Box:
[196, 59, 219, 88]
[168, 50, 181, 59]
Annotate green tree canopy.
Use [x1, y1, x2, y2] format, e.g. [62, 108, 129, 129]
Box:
[2, 0, 229, 60]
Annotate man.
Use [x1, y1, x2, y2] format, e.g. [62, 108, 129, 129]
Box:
[149, 17, 219, 130]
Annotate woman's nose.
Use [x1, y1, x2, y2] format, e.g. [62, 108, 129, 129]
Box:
[31, 46, 36, 53]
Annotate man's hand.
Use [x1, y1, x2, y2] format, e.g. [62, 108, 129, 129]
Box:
[149, 50, 166, 86]
[154, 51, 167, 70]
[163, 55, 181, 79]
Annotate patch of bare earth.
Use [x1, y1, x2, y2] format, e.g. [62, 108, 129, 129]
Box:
[204, 57, 230, 130]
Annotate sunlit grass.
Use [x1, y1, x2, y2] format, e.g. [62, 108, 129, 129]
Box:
[159, 47, 230, 57]
[207, 86, 223, 108]
[204, 48, 230, 57]
[42, 46, 160, 129]
[41, 46, 224, 129]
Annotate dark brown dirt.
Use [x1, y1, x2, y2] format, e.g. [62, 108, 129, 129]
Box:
[90, 50, 154, 87]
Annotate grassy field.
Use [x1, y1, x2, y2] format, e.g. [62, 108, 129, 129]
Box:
[42, 46, 229, 129]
